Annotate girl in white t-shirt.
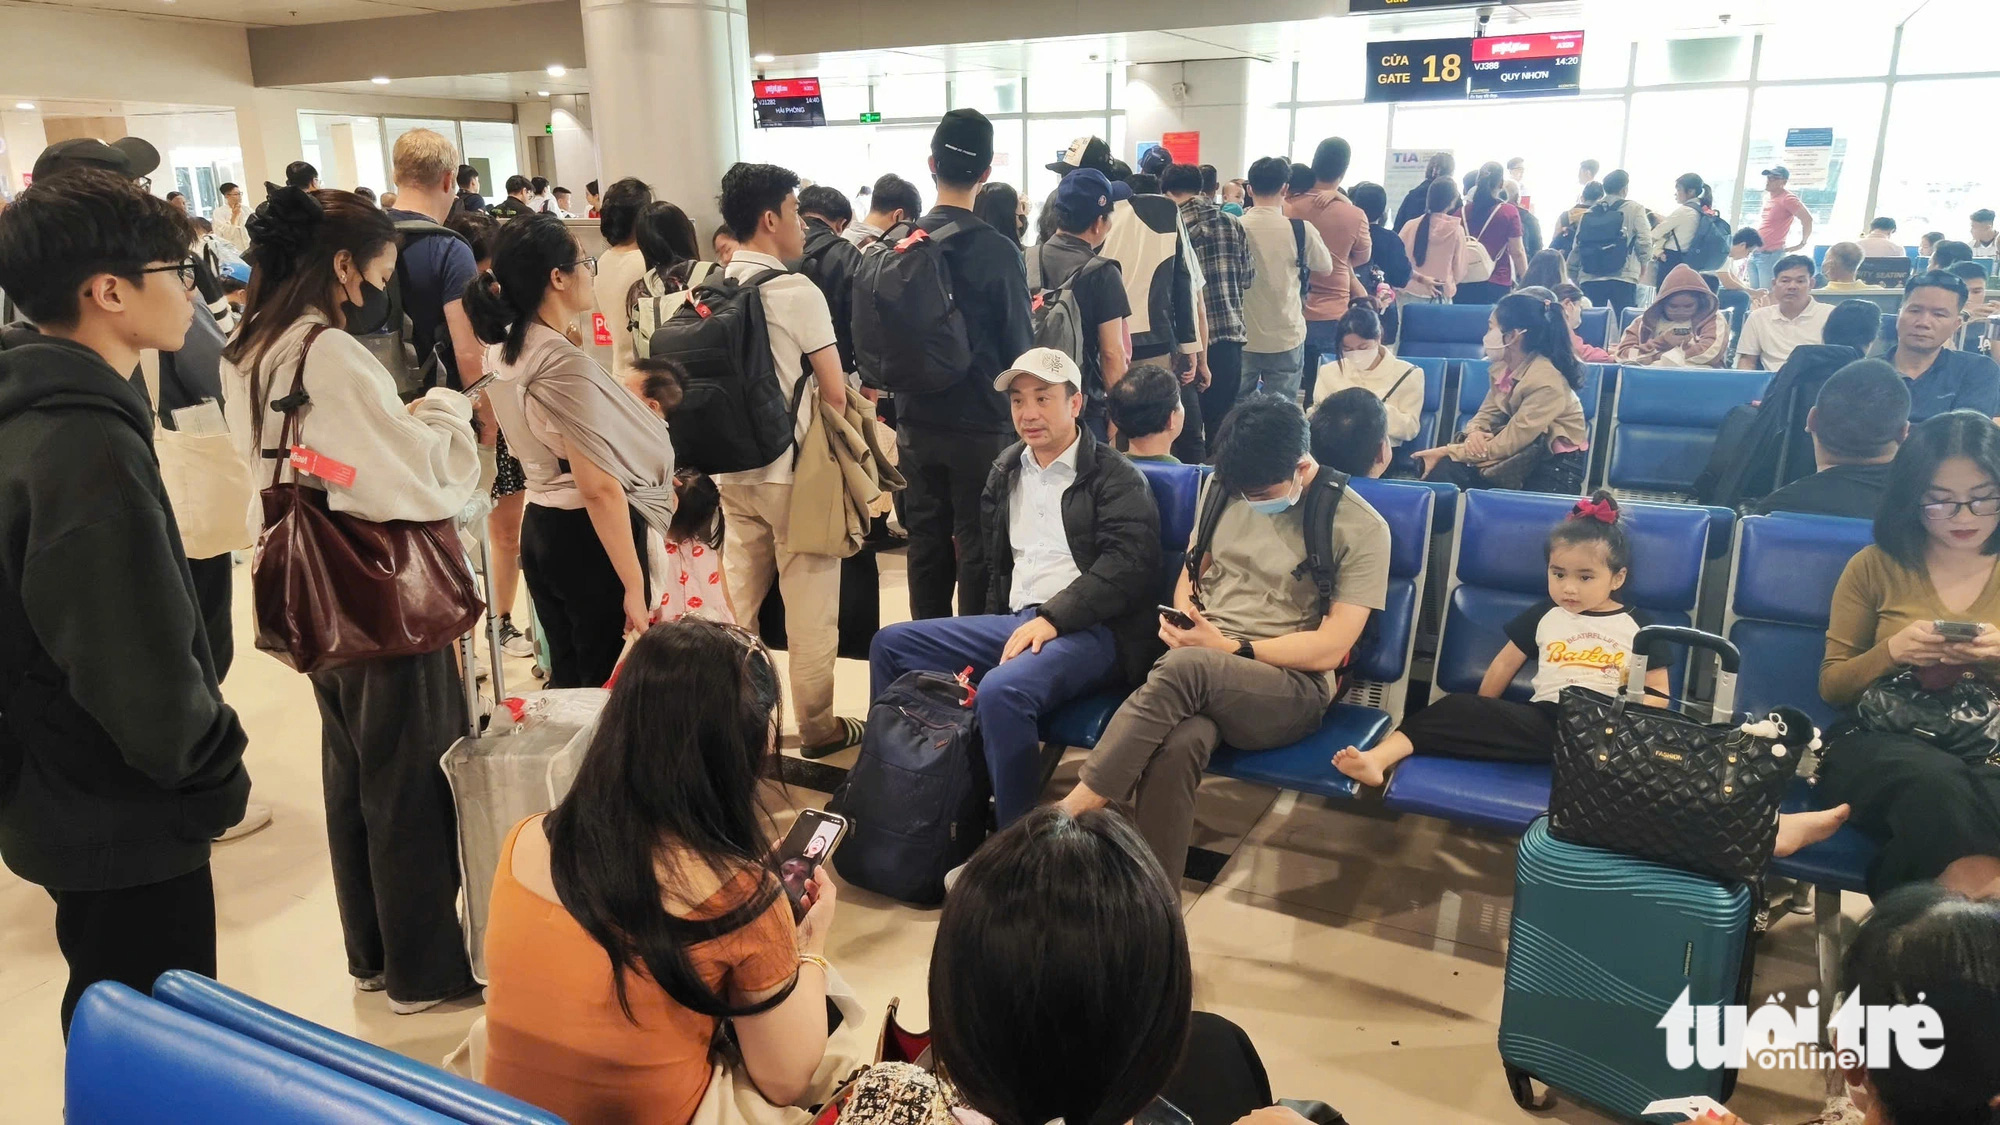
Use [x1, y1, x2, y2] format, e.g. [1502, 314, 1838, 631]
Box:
[1334, 490, 1668, 787]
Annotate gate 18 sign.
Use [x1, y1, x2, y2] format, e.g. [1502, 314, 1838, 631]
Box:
[1366, 37, 1475, 103]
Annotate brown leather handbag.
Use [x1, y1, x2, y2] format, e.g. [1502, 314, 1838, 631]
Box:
[252, 324, 483, 674]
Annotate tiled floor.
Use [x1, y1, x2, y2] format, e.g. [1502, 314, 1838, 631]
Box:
[0, 551, 1857, 1123]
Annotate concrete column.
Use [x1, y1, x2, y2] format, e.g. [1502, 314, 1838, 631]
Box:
[581, 0, 747, 237]
[1125, 60, 1254, 180]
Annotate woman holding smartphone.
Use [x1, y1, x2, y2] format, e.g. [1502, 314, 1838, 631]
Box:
[1818, 411, 2000, 899]
[483, 620, 839, 1123]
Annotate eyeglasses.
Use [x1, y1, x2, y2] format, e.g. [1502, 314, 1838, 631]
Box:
[1922, 497, 2000, 520]
[565, 255, 598, 277]
[138, 260, 199, 291]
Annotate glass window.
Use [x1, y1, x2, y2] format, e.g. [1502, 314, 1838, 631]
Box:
[1291, 104, 1389, 186]
[1635, 35, 1752, 85]
[299, 113, 389, 195]
[875, 74, 946, 120]
[1028, 69, 1111, 113]
[1895, 0, 1992, 76]
[1581, 33, 1633, 90]
[1390, 96, 1624, 219]
[743, 124, 879, 200]
[1623, 88, 1747, 230]
[386, 118, 459, 152]
[955, 74, 1021, 115]
[1741, 83, 1886, 245]
[459, 121, 520, 200]
[1875, 78, 2000, 237]
[818, 81, 869, 124]
[1245, 106, 1291, 169]
[1757, 21, 1893, 80]
[346, 116, 386, 195]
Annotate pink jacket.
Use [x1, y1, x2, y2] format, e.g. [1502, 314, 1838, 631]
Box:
[1400, 214, 1464, 300]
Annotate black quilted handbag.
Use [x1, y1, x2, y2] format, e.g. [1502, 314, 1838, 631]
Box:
[1548, 626, 1812, 884]
[1856, 666, 2000, 764]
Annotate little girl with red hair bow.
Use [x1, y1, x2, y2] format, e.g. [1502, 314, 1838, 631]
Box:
[1334, 490, 1669, 787]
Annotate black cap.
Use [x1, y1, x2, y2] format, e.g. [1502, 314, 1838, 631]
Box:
[32, 137, 161, 183]
[1048, 135, 1113, 175]
[932, 108, 994, 180]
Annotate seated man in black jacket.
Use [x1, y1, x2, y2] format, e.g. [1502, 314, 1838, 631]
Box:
[1752, 358, 1908, 519]
[869, 347, 1161, 826]
[0, 167, 249, 1036]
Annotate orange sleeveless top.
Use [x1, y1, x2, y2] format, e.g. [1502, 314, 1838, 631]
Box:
[482, 817, 798, 1125]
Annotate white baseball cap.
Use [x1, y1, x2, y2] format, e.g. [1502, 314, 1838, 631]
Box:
[993, 347, 1083, 393]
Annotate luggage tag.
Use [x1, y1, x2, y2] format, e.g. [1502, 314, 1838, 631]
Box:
[289, 446, 358, 488]
[1639, 1096, 1728, 1121]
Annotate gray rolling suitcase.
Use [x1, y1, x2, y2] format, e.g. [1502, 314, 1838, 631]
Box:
[440, 523, 608, 982]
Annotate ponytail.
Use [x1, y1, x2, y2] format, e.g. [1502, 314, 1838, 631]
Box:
[1495, 290, 1582, 390]
[1469, 161, 1506, 230]
[1416, 177, 1459, 265]
[1548, 488, 1631, 575]
[464, 213, 578, 365]
[1676, 172, 1712, 211]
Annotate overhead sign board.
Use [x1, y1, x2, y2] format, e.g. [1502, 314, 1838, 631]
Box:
[752, 77, 826, 128]
[1366, 36, 1474, 103]
[1467, 31, 1584, 100]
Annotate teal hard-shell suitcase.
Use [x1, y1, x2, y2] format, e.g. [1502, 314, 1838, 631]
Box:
[1500, 816, 1756, 1122]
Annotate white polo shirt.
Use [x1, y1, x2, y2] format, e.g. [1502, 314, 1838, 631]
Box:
[1737, 299, 1834, 370]
[1007, 434, 1084, 611]
[714, 249, 839, 487]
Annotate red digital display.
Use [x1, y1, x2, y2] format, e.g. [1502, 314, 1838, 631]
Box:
[1468, 31, 1584, 100]
[752, 76, 826, 128]
[752, 78, 821, 99]
[1472, 31, 1584, 63]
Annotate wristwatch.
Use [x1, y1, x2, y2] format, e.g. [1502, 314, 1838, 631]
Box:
[1235, 639, 1255, 661]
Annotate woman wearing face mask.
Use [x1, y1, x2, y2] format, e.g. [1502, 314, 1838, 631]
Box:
[1411, 290, 1590, 494]
[465, 214, 678, 690]
[222, 185, 482, 1014]
[1310, 305, 1423, 450]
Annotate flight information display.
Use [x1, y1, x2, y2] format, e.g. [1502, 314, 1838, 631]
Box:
[1467, 31, 1585, 100]
[1366, 36, 1475, 103]
[753, 78, 826, 128]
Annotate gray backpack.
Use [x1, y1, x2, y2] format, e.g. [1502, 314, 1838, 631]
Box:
[1026, 244, 1112, 367]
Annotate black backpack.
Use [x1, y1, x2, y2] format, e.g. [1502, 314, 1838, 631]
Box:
[353, 218, 467, 398]
[1026, 244, 1113, 369]
[792, 224, 860, 373]
[1574, 200, 1634, 277]
[851, 219, 975, 394]
[1682, 205, 1733, 273]
[1291, 218, 1313, 302]
[827, 670, 989, 905]
[647, 269, 806, 474]
[1190, 466, 1349, 618]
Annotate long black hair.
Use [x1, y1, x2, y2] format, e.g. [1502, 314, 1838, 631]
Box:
[1674, 172, 1713, 210]
[1495, 289, 1582, 389]
[635, 200, 700, 276]
[931, 808, 1192, 1125]
[975, 182, 1023, 248]
[1467, 160, 1507, 233]
[544, 619, 790, 1023]
[1414, 176, 1460, 265]
[1874, 411, 2000, 572]
[1522, 248, 1568, 292]
[462, 213, 579, 365]
[1842, 885, 2000, 1125]
[225, 185, 395, 372]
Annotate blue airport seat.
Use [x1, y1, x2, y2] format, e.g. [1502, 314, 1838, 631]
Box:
[1400, 302, 1493, 360]
[1039, 460, 1205, 751]
[1382, 490, 1713, 834]
[150, 971, 562, 1125]
[1812, 245, 1829, 272]
[1406, 356, 1448, 454]
[1578, 305, 1612, 349]
[1209, 478, 1435, 799]
[1605, 366, 1770, 498]
[66, 982, 456, 1124]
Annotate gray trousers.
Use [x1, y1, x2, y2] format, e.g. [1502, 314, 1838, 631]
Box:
[1080, 647, 1331, 882]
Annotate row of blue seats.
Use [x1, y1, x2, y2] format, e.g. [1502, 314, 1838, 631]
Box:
[67, 972, 554, 1124]
[1038, 466, 1874, 1008]
[1384, 352, 1769, 501]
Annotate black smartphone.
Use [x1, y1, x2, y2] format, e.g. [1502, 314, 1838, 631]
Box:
[1935, 620, 1983, 641]
[1158, 604, 1195, 630]
[773, 809, 848, 920]
[462, 372, 497, 397]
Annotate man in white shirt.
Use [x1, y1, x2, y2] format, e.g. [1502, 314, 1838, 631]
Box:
[212, 182, 250, 253]
[1858, 216, 1904, 260]
[1738, 254, 1833, 370]
[1238, 156, 1332, 402]
[1972, 208, 1997, 260]
[867, 347, 1160, 825]
[712, 161, 861, 758]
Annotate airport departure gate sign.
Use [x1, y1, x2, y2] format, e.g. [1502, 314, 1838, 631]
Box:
[752, 78, 827, 128]
[1367, 31, 1584, 103]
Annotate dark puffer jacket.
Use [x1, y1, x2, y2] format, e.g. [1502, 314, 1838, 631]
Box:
[972, 427, 1164, 685]
[0, 327, 247, 892]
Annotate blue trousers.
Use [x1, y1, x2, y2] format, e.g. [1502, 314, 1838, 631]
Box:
[869, 608, 1118, 824]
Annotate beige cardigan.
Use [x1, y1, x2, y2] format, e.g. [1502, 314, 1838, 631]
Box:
[1451, 356, 1590, 465]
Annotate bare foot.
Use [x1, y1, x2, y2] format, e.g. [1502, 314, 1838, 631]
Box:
[1774, 805, 1851, 858]
[1332, 745, 1390, 788]
[1058, 782, 1110, 819]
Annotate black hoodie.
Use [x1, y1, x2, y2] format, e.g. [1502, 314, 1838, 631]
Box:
[0, 326, 247, 892]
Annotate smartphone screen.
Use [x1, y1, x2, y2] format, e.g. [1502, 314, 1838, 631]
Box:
[1935, 620, 1982, 641]
[773, 810, 847, 920]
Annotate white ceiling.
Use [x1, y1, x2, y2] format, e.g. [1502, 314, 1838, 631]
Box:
[286, 69, 593, 100]
[3, 0, 539, 27]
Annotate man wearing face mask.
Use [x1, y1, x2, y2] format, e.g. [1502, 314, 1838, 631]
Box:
[1058, 393, 1390, 881]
